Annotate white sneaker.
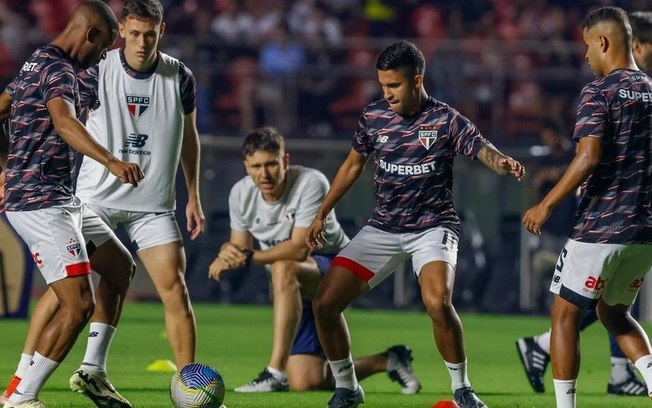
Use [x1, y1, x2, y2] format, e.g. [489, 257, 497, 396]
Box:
[233, 369, 288, 392]
[69, 369, 132, 408]
[387, 345, 422, 394]
[3, 399, 47, 408]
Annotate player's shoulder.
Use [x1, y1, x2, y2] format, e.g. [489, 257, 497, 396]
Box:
[291, 165, 328, 183]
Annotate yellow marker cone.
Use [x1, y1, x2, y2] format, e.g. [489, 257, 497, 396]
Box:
[146, 359, 177, 373]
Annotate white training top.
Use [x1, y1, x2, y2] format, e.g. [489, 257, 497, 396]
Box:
[76, 49, 184, 212]
[229, 165, 349, 254]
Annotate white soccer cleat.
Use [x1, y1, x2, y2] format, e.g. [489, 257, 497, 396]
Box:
[2, 399, 47, 408]
[233, 368, 288, 392]
[69, 369, 132, 408]
[386, 345, 422, 394]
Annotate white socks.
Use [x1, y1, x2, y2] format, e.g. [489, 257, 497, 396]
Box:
[535, 330, 552, 355]
[608, 357, 630, 384]
[634, 354, 652, 396]
[553, 378, 576, 408]
[15, 353, 33, 378]
[9, 352, 59, 403]
[80, 322, 116, 373]
[444, 360, 470, 392]
[329, 354, 359, 391]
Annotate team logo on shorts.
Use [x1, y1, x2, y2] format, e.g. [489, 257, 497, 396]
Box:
[66, 239, 82, 257]
[126, 95, 150, 120]
[418, 125, 438, 150]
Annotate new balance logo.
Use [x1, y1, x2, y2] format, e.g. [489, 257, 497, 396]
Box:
[647, 362, 652, 369]
[124, 133, 148, 148]
[338, 363, 353, 373]
[566, 388, 576, 395]
[89, 331, 99, 337]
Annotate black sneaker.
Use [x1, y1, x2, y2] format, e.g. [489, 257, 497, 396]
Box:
[386, 345, 421, 394]
[233, 368, 288, 393]
[607, 364, 648, 396]
[454, 386, 487, 408]
[326, 386, 365, 408]
[515, 337, 549, 393]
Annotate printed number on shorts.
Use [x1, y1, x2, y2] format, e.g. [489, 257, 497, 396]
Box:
[555, 247, 568, 273]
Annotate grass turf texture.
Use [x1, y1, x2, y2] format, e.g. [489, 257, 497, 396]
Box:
[1, 302, 650, 408]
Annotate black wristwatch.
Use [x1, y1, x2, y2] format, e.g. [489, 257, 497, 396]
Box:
[242, 249, 254, 267]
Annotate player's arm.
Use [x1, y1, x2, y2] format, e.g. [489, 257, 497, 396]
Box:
[180, 109, 205, 240]
[46, 97, 144, 186]
[209, 229, 253, 281]
[306, 148, 367, 248]
[249, 226, 311, 265]
[0, 91, 10, 122]
[0, 91, 10, 207]
[476, 143, 525, 180]
[523, 136, 601, 234]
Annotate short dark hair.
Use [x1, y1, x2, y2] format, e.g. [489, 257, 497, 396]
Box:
[376, 40, 425, 78]
[85, 0, 118, 38]
[629, 11, 652, 44]
[122, 0, 164, 24]
[242, 126, 285, 158]
[583, 6, 632, 47]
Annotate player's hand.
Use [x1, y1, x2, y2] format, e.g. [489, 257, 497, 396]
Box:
[208, 256, 231, 281]
[186, 199, 205, 240]
[107, 160, 144, 187]
[499, 156, 526, 181]
[523, 202, 552, 235]
[305, 217, 327, 249]
[218, 242, 247, 268]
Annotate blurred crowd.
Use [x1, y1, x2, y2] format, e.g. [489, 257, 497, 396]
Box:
[0, 0, 648, 143]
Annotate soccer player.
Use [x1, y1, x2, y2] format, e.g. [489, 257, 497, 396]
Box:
[208, 126, 421, 395]
[305, 40, 525, 408]
[516, 9, 652, 397]
[0, 2, 144, 407]
[1, 0, 205, 406]
[521, 6, 652, 408]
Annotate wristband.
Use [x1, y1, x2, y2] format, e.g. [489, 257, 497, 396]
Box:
[242, 249, 254, 267]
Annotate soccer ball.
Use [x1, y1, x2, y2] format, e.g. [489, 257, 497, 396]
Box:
[170, 362, 225, 408]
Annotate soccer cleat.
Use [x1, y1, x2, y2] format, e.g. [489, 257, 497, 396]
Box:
[1, 375, 22, 403]
[233, 369, 288, 392]
[2, 399, 47, 408]
[454, 386, 487, 408]
[69, 369, 132, 408]
[515, 336, 549, 393]
[607, 364, 648, 396]
[386, 345, 421, 394]
[326, 386, 365, 408]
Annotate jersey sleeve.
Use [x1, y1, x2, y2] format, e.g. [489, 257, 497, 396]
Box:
[4, 80, 15, 97]
[41, 60, 77, 105]
[77, 65, 99, 110]
[228, 183, 249, 231]
[294, 172, 328, 227]
[449, 109, 488, 158]
[178, 62, 196, 115]
[572, 84, 607, 141]
[352, 108, 374, 157]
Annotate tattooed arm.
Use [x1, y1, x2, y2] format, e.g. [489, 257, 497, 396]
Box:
[476, 143, 525, 181]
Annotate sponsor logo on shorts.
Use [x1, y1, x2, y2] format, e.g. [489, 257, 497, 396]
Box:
[32, 252, 43, 265]
[584, 276, 608, 291]
[629, 278, 644, 289]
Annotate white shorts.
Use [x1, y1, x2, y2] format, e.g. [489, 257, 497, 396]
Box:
[5, 198, 116, 284]
[88, 205, 182, 251]
[550, 239, 652, 308]
[333, 225, 458, 288]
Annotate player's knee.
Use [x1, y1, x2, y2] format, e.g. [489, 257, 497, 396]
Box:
[270, 260, 301, 290]
[422, 291, 453, 318]
[61, 295, 95, 328]
[312, 294, 339, 319]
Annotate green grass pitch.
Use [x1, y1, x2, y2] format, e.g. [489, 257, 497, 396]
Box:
[1, 302, 650, 407]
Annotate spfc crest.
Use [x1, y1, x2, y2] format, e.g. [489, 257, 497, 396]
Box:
[66, 239, 82, 257]
[126, 95, 150, 119]
[418, 126, 438, 150]
[284, 209, 296, 222]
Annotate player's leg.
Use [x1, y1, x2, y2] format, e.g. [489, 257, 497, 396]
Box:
[236, 258, 322, 392]
[5, 204, 96, 406]
[69, 205, 135, 408]
[139, 241, 195, 367]
[606, 328, 647, 396]
[0, 289, 58, 403]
